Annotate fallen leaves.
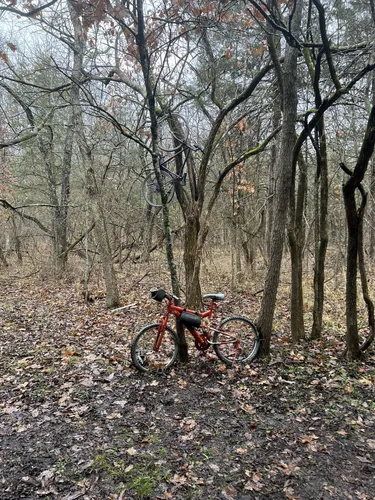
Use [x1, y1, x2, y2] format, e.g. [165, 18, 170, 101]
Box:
[235, 447, 247, 455]
[244, 471, 263, 492]
[106, 412, 122, 420]
[220, 485, 237, 499]
[299, 434, 319, 445]
[169, 473, 187, 486]
[1, 277, 375, 500]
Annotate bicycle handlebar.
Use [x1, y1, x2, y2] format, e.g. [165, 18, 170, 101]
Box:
[150, 287, 179, 302]
[150, 287, 224, 304]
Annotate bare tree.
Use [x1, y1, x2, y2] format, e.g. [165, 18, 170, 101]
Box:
[256, 0, 304, 356]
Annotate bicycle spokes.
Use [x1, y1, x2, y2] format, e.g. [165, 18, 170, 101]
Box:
[214, 332, 241, 358]
[141, 170, 175, 207]
[131, 324, 179, 371]
[213, 316, 260, 365]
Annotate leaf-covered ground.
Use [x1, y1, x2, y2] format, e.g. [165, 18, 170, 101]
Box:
[1, 269, 375, 500]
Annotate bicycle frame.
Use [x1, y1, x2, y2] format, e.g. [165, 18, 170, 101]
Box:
[159, 162, 184, 183]
[159, 142, 197, 182]
[153, 296, 217, 352]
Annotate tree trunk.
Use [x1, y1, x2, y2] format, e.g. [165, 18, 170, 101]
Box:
[11, 215, 22, 264]
[236, 221, 242, 277]
[37, 124, 60, 270]
[370, 160, 375, 260]
[357, 186, 375, 352]
[54, 112, 74, 275]
[265, 6, 282, 260]
[135, 0, 187, 360]
[0, 245, 8, 267]
[68, 0, 120, 308]
[311, 121, 329, 340]
[343, 175, 361, 359]
[341, 104, 375, 359]
[266, 95, 281, 262]
[257, 0, 304, 357]
[141, 204, 156, 264]
[288, 154, 307, 342]
[184, 205, 203, 308]
[86, 168, 120, 308]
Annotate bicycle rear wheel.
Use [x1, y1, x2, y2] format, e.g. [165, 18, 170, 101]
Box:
[141, 170, 175, 207]
[158, 113, 189, 152]
[213, 316, 260, 366]
[131, 323, 179, 372]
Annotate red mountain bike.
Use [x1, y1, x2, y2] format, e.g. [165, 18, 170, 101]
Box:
[131, 288, 261, 372]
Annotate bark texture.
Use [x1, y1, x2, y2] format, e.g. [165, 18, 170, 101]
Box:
[257, 0, 304, 357]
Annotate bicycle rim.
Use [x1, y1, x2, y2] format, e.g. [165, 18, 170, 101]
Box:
[213, 316, 260, 366]
[141, 170, 175, 207]
[131, 324, 179, 372]
[158, 113, 189, 152]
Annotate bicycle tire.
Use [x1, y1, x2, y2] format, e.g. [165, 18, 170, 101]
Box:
[141, 170, 175, 207]
[158, 113, 189, 152]
[213, 316, 260, 366]
[131, 323, 179, 372]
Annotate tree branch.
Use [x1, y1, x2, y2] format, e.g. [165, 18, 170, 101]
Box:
[312, 0, 341, 90]
[0, 0, 59, 17]
[0, 199, 52, 235]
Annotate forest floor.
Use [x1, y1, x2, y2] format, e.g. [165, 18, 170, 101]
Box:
[1, 262, 375, 500]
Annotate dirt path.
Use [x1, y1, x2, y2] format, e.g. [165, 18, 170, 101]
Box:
[1, 277, 374, 499]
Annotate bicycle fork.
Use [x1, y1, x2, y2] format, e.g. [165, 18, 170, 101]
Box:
[153, 317, 169, 352]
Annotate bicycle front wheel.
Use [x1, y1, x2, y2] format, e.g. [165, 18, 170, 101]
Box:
[131, 323, 179, 372]
[213, 316, 260, 366]
[141, 170, 175, 207]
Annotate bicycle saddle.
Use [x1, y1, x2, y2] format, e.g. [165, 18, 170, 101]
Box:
[203, 293, 225, 301]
